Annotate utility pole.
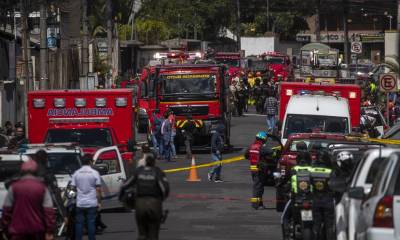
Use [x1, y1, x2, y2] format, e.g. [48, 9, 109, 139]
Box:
[82, 0, 89, 80]
[39, 1, 48, 90]
[20, 0, 29, 134]
[106, 0, 112, 66]
[343, 0, 349, 64]
[266, 0, 269, 32]
[236, 0, 241, 51]
[315, 0, 321, 42]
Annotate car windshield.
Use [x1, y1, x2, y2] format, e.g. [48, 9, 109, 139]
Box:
[264, 56, 285, 64]
[46, 128, 113, 147]
[47, 153, 81, 175]
[215, 59, 240, 67]
[284, 114, 349, 138]
[289, 139, 341, 152]
[160, 74, 217, 99]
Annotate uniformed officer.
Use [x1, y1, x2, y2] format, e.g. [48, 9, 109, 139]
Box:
[244, 131, 267, 209]
[311, 151, 334, 240]
[281, 150, 313, 234]
[121, 155, 170, 240]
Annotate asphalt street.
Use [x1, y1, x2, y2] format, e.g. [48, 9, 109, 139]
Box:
[96, 110, 283, 240]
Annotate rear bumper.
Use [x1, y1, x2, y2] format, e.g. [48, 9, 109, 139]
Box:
[366, 228, 394, 240]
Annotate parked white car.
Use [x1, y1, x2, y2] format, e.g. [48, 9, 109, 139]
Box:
[336, 148, 399, 240]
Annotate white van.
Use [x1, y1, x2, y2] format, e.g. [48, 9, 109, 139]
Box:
[281, 94, 351, 145]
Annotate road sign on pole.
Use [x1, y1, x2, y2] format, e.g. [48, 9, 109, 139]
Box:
[351, 41, 362, 54]
[379, 73, 397, 92]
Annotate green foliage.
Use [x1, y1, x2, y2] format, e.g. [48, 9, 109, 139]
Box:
[135, 19, 170, 44]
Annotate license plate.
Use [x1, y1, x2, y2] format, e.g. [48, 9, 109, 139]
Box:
[301, 210, 313, 221]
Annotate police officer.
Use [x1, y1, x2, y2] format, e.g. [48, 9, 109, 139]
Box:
[281, 150, 313, 235]
[311, 151, 334, 240]
[181, 114, 196, 160]
[245, 131, 267, 209]
[122, 155, 170, 240]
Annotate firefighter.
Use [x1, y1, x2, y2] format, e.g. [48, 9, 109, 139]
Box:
[244, 131, 267, 209]
[281, 150, 313, 231]
[311, 151, 334, 240]
[253, 78, 263, 113]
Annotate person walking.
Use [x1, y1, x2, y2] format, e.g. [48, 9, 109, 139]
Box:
[264, 89, 278, 134]
[161, 112, 173, 162]
[71, 155, 102, 240]
[182, 115, 196, 161]
[208, 122, 225, 182]
[152, 109, 163, 159]
[2, 159, 55, 240]
[120, 155, 170, 240]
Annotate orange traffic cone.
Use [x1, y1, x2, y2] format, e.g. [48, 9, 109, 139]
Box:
[187, 156, 201, 182]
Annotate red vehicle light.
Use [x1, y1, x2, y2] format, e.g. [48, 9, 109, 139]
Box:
[302, 201, 311, 210]
[373, 195, 393, 228]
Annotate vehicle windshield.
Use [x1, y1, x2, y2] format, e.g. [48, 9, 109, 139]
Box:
[25, 153, 82, 175]
[283, 114, 349, 138]
[46, 128, 113, 147]
[264, 56, 285, 64]
[215, 59, 240, 68]
[160, 73, 217, 100]
[289, 139, 342, 152]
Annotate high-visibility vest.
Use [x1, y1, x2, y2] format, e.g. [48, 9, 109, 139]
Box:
[291, 165, 312, 194]
[310, 166, 332, 193]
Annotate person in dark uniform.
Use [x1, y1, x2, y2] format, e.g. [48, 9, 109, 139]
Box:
[311, 151, 335, 240]
[181, 115, 196, 161]
[121, 155, 170, 240]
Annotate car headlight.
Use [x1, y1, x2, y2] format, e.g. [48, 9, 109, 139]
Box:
[298, 181, 309, 191]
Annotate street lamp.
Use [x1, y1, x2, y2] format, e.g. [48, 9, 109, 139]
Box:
[384, 11, 393, 30]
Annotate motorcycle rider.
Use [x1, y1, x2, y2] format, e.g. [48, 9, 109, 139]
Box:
[244, 131, 267, 209]
[281, 148, 313, 236]
[331, 151, 354, 203]
[311, 151, 334, 240]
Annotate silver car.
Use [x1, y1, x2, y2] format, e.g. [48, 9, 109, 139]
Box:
[352, 151, 400, 240]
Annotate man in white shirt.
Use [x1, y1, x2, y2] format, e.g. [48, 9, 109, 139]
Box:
[71, 155, 102, 240]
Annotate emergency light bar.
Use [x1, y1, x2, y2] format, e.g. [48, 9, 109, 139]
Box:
[115, 97, 127, 107]
[75, 98, 86, 107]
[49, 117, 110, 124]
[33, 98, 46, 108]
[95, 98, 107, 107]
[54, 98, 66, 108]
[25, 142, 79, 148]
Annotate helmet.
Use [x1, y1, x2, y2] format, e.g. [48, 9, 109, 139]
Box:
[260, 146, 273, 158]
[297, 151, 312, 165]
[256, 131, 267, 141]
[336, 151, 353, 168]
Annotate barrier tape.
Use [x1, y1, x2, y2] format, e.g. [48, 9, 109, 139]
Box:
[164, 155, 245, 173]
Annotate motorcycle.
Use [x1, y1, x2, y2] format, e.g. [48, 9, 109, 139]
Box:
[282, 170, 313, 240]
[58, 181, 77, 239]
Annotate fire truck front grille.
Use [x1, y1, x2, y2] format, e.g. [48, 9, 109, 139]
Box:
[168, 105, 209, 116]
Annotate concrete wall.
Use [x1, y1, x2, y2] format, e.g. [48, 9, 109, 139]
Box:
[275, 41, 302, 57]
[385, 31, 399, 58]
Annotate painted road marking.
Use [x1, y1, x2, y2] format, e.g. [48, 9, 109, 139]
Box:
[164, 155, 245, 173]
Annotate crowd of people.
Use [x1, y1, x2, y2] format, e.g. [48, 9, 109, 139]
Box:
[229, 71, 278, 132]
[0, 121, 28, 150]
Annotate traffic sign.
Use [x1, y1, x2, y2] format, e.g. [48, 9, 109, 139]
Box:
[379, 73, 397, 92]
[351, 41, 362, 54]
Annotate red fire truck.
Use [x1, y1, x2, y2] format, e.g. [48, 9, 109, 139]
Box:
[138, 64, 231, 148]
[260, 52, 293, 82]
[213, 52, 243, 79]
[28, 89, 135, 160]
[279, 82, 361, 128]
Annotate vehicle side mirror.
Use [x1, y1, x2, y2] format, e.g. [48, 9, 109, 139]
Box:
[93, 163, 109, 175]
[329, 177, 347, 193]
[348, 187, 365, 200]
[127, 139, 136, 152]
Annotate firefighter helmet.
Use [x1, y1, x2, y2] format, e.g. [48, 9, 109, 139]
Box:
[256, 131, 267, 141]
